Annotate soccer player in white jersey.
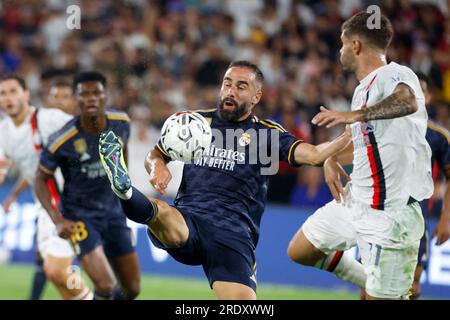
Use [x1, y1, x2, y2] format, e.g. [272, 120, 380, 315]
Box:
[287, 12, 433, 300]
[0, 75, 93, 300]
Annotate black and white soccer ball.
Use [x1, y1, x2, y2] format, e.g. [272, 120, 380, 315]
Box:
[160, 111, 212, 162]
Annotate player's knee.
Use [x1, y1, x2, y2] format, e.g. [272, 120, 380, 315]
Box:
[287, 233, 321, 266]
[287, 240, 309, 265]
[154, 199, 170, 217]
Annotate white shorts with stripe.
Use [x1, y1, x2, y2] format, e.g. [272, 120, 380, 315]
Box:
[37, 206, 75, 259]
[302, 186, 424, 299]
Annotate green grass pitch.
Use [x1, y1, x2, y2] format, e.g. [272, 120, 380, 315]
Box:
[0, 263, 360, 300]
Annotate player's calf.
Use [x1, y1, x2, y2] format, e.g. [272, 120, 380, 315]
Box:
[110, 179, 188, 247]
[288, 230, 366, 289]
[147, 199, 189, 248]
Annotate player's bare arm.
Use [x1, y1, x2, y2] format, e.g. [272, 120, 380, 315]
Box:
[312, 83, 418, 128]
[145, 148, 172, 195]
[2, 177, 28, 213]
[294, 128, 352, 166]
[35, 168, 76, 239]
[0, 158, 11, 184]
[433, 164, 450, 245]
[323, 142, 354, 202]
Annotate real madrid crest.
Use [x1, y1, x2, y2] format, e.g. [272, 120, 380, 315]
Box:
[74, 138, 87, 154]
[239, 132, 251, 147]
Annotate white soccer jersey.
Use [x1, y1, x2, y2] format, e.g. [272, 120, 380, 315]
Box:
[349, 62, 433, 210]
[0, 107, 72, 186]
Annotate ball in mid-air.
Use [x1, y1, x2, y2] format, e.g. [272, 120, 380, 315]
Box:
[160, 111, 212, 162]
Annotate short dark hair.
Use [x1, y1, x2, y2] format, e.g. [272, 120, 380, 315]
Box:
[40, 68, 72, 81]
[0, 74, 27, 90]
[228, 60, 264, 86]
[341, 11, 394, 51]
[416, 71, 432, 89]
[50, 79, 72, 89]
[72, 71, 107, 92]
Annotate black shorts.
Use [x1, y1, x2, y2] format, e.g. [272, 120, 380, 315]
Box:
[64, 212, 135, 259]
[147, 206, 257, 291]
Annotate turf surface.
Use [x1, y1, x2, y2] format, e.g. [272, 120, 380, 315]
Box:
[0, 263, 359, 300]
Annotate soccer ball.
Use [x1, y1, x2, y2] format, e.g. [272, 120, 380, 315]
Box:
[160, 111, 212, 162]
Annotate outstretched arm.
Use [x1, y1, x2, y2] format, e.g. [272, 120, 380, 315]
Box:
[293, 128, 352, 167]
[312, 83, 418, 128]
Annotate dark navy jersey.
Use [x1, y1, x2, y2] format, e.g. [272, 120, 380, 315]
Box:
[426, 120, 450, 170]
[39, 109, 130, 218]
[421, 120, 450, 216]
[156, 109, 302, 246]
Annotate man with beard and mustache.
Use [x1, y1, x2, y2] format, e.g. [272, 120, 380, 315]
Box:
[287, 12, 432, 300]
[98, 60, 352, 300]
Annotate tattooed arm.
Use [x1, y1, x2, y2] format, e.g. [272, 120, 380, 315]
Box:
[361, 83, 417, 121]
[312, 83, 418, 128]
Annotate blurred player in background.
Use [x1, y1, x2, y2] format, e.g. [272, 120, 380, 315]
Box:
[35, 71, 141, 300]
[47, 80, 77, 116]
[0, 75, 92, 300]
[409, 73, 450, 299]
[99, 60, 351, 300]
[287, 12, 433, 300]
[2, 78, 82, 300]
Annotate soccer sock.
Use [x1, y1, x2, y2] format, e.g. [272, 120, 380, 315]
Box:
[112, 284, 126, 300]
[70, 287, 94, 300]
[29, 259, 47, 300]
[119, 186, 158, 225]
[93, 291, 113, 300]
[315, 250, 366, 289]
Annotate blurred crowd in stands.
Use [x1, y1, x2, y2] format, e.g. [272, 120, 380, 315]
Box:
[0, 0, 449, 211]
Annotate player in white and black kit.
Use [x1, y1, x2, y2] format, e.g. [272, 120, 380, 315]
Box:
[0, 75, 93, 300]
[287, 12, 433, 300]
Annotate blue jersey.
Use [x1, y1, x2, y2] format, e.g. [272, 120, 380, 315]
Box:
[427, 121, 450, 171]
[156, 109, 302, 246]
[421, 120, 450, 216]
[39, 109, 130, 218]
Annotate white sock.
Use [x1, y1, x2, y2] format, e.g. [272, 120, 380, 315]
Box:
[70, 287, 94, 300]
[315, 250, 366, 289]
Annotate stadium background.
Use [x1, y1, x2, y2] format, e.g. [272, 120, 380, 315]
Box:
[0, 0, 449, 299]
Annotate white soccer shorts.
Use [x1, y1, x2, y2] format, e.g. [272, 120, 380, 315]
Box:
[37, 206, 75, 259]
[302, 188, 424, 299]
